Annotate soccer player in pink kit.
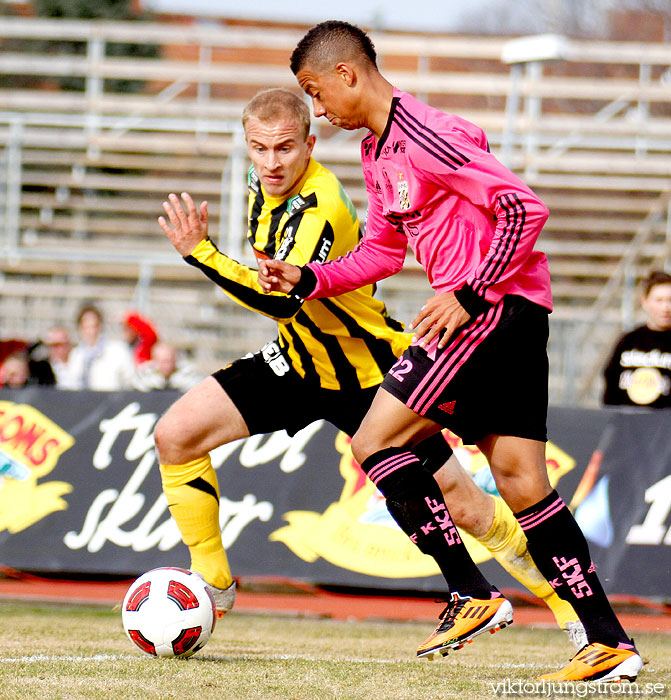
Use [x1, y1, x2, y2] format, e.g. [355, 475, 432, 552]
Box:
[259, 21, 642, 683]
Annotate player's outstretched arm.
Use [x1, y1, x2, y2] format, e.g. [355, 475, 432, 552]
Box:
[258, 259, 303, 294]
[160, 191, 304, 321]
[159, 192, 208, 257]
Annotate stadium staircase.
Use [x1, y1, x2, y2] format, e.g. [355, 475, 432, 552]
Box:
[0, 18, 669, 405]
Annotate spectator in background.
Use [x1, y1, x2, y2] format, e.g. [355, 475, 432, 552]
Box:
[603, 270, 671, 408]
[0, 339, 29, 367]
[1, 337, 57, 387]
[0, 352, 32, 388]
[66, 304, 135, 391]
[133, 342, 202, 392]
[41, 325, 75, 388]
[25, 343, 56, 386]
[123, 310, 158, 366]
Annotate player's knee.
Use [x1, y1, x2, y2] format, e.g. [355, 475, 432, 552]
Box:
[153, 411, 186, 463]
[350, 436, 365, 465]
[350, 431, 380, 465]
[494, 470, 550, 513]
[153, 414, 171, 462]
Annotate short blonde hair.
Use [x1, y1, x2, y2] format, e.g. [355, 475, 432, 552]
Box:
[242, 88, 311, 141]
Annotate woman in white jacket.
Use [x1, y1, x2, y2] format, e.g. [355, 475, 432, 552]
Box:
[64, 304, 136, 391]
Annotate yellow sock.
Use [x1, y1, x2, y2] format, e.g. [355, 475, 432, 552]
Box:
[159, 455, 233, 590]
[477, 496, 579, 630]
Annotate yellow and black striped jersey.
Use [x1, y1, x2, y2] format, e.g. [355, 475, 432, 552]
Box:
[185, 157, 411, 390]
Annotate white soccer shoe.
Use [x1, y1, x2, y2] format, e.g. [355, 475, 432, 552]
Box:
[564, 620, 588, 650]
[192, 571, 236, 618]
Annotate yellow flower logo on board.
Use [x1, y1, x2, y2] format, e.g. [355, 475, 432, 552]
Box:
[270, 431, 575, 578]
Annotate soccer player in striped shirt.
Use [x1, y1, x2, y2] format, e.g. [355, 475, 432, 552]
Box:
[258, 22, 642, 683]
[155, 88, 581, 647]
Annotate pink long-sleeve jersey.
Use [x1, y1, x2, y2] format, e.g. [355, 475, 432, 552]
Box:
[305, 88, 552, 313]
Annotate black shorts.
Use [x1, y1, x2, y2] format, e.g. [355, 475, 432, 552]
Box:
[381, 295, 549, 445]
[212, 340, 380, 437]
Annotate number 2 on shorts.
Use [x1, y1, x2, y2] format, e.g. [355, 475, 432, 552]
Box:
[388, 357, 413, 383]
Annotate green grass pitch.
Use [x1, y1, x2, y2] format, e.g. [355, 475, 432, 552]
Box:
[0, 601, 669, 700]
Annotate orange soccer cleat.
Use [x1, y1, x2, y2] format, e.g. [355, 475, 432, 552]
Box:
[538, 642, 643, 683]
[416, 592, 513, 660]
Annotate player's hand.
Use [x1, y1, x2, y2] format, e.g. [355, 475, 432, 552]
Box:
[158, 192, 208, 257]
[258, 259, 302, 294]
[409, 292, 470, 349]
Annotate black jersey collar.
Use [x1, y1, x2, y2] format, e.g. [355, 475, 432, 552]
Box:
[375, 96, 400, 160]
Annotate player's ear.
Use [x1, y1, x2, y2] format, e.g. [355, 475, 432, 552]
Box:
[305, 134, 316, 157]
[335, 62, 356, 87]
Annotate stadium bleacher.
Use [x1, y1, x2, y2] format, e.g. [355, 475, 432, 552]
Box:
[0, 17, 669, 404]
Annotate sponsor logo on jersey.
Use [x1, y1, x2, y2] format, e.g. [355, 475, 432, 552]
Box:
[316, 238, 332, 263]
[275, 225, 295, 260]
[248, 168, 260, 193]
[382, 140, 407, 157]
[286, 195, 306, 214]
[397, 172, 410, 210]
[386, 209, 421, 238]
[381, 169, 394, 198]
[261, 341, 290, 377]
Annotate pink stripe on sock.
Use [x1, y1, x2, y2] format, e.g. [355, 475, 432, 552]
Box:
[519, 500, 566, 532]
[516, 496, 564, 527]
[368, 453, 419, 485]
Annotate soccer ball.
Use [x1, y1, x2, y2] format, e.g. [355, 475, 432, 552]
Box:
[122, 567, 216, 658]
